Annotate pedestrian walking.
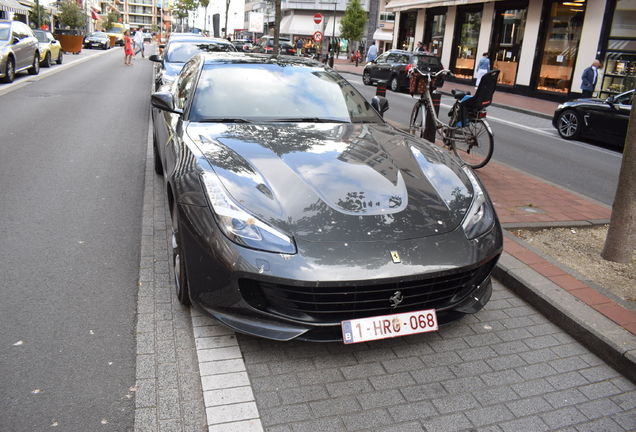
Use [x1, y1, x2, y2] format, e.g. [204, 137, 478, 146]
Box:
[581, 59, 601, 98]
[296, 38, 303, 56]
[123, 30, 133, 65]
[366, 42, 377, 62]
[475, 52, 490, 88]
[133, 27, 145, 59]
[415, 42, 425, 52]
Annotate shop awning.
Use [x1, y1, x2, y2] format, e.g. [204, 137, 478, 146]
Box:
[372, 28, 394, 41]
[91, 8, 102, 20]
[323, 16, 342, 37]
[280, 14, 317, 36]
[0, 0, 29, 14]
[386, 0, 486, 12]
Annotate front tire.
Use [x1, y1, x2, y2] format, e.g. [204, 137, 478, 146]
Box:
[409, 101, 426, 138]
[171, 201, 191, 306]
[27, 55, 40, 75]
[56, 51, 63, 64]
[451, 119, 494, 169]
[389, 76, 400, 92]
[42, 51, 52, 68]
[153, 132, 164, 175]
[362, 71, 372, 85]
[0, 57, 15, 83]
[556, 110, 581, 140]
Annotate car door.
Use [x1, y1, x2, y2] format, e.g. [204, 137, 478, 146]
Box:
[369, 52, 390, 82]
[586, 93, 632, 146]
[12, 24, 29, 70]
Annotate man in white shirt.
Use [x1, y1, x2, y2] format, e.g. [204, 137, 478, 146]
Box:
[133, 28, 145, 59]
[366, 42, 377, 62]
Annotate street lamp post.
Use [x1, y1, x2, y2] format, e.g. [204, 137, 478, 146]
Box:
[329, 0, 336, 67]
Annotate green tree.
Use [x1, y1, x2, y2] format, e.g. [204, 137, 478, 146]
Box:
[29, 4, 50, 29]
[339, 0, 367, 59]
[102, 11, 121, 32]
[199, 0, 209, 33]
[57, 0, 86, 30]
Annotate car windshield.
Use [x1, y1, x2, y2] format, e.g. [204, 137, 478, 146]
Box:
[0, 24, 10, 40]
[89, 32, 105, 39]
[189, 62, 384, 124]
[166, 42, 234, 63]
[33, 31, 49, 43]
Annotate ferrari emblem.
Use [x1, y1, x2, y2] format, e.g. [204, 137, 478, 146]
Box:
[389, 291, 403, 308]
[391, 251, 401, 263]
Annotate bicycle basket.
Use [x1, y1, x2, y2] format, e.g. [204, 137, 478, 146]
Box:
[409, 73, 429, 94]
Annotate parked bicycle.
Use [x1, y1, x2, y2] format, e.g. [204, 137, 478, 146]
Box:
[408, 67, 500, 169]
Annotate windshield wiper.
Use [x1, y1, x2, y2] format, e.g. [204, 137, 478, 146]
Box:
[198, 118, 253, 123]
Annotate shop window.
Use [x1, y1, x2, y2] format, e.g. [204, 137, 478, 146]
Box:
[452, 9, 482, 79]
[536, 1, 585, 93]
[424, 11, 446, 57]
[600, 0, 636, 97]
[492, 5, 527, 85]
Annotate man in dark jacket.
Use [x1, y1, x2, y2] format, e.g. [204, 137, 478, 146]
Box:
[581, 59, 601, 98]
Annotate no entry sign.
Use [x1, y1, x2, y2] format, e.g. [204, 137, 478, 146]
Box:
[313, 31, 323, 42]
[314, 13, 323, 25]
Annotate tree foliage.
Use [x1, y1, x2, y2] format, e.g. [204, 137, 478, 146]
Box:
[57, 0, 86, 30]
[339, 0, 367, 45]
[602, 98, 636, 263]
[29, 4, 50, 29]
[102, 11, 121, 32]
[173, 0, 198, 21]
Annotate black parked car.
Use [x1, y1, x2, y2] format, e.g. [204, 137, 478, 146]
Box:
[84, 31, 110, 50]
[148, 36, 236, 90]
[250, 36, 296, 55]
[150, 52, 503, 343]
[363, 50, 444, 92]
[552, 89, 633, 149]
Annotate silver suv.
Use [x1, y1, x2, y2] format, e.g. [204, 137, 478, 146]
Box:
[0, 20, 40, 83]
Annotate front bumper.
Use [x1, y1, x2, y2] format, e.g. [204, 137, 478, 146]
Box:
[178, 203, 502, 342]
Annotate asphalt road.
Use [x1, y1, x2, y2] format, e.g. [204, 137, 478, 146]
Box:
[0, 47, 153, 431]
[346, 75, 623, 206]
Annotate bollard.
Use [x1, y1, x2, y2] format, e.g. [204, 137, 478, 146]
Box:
[376, 80, 387, 97]
[423, 91, 441, 142]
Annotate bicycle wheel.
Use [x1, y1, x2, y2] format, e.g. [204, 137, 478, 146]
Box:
[451, 119, 494, 169]
[409, 101, 426, 138]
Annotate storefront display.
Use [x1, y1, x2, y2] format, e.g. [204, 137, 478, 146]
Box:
[451, 7, 482, 80]
[599, 0, 636, 98]
[536, 1, 584, 93]
[491, 3, 527, 86]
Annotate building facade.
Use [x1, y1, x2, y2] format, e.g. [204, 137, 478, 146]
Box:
[382, 0, 635, 102]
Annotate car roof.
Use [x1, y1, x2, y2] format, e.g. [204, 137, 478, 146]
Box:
[169, 36, 230, 44]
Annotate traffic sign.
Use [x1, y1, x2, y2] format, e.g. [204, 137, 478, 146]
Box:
[313, 31, 323, 42]
[314, 13, 323, 25]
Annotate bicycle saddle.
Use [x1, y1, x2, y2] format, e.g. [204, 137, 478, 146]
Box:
[452, 89, 471, 100]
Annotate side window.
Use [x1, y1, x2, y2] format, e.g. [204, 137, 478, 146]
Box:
[386, 53, 399, 63]
[376, 53, 390, 63]
[175, 58, 200, 110]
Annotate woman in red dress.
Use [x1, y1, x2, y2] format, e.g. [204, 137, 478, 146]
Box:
[123, 30, 134, 65]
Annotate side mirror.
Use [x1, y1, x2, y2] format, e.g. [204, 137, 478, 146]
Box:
[148, 54, 162, 63]
[371, 96, 390, 116]
[606, 96, 615, 104]
[150, 92, 183, 115]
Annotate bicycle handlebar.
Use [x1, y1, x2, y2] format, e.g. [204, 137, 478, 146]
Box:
[409, 67, 454, 79]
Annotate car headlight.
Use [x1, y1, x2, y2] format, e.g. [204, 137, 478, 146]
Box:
[461, 167, 495, 239]
[201, 172, 296, 254]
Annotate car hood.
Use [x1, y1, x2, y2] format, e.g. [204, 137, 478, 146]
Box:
[187, 123, 475, 243]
